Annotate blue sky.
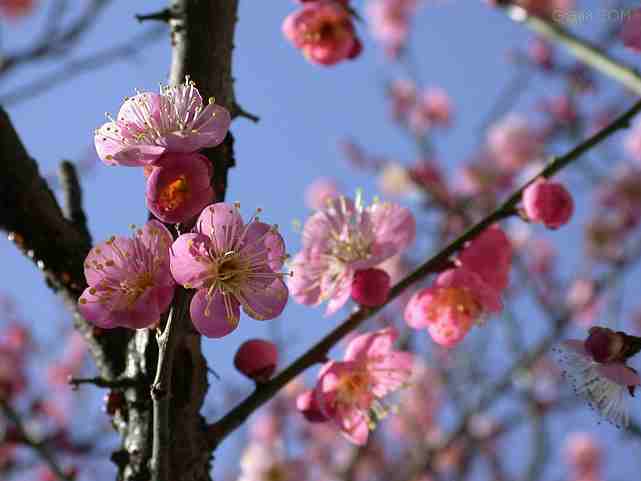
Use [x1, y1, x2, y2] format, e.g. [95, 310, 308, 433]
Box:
[2, 0, 641, 479]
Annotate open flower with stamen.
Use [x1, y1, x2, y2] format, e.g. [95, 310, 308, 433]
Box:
[94, 77, 231, 166]
[313, 327, 414, 445]
[289, 194, 415, 315]
[554, 339, 640, 428]
[170, 202, 289, 338]
[404, 267, 502, 348]
[78, 220, 175, 329]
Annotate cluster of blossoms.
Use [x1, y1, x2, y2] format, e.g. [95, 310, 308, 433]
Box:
[404, 225, 511, 348]
[388, 79, 453, 135]
[298, 327, 414, 444]
[94, 78, 231, 223]
[366, 0, 422, 58]
[79, 204, 289, 338]
[555, 326, 641, 428]
[282, 0, 362, 66]
[289, 193, 416, 314]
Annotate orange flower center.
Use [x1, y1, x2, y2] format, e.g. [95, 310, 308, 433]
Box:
[158, 175, 189, 212]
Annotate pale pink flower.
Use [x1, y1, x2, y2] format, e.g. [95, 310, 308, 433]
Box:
[404, 267, 502, 348]
[282, 0, 362, 66]
[304, 177, 341, 209]
[554, 339, 640, 428]
[378, 162, 415, 197]
[0, 0, 35, 19]
[624, 118, 641, 164]
[238, 441, 306, 481]
[289, 195, 416, 315]
[94, 78, 230, 166]
[170, 203, 288, 338]
[487, 115, 541, 171]
[314, 327, 414, 445]
[522, 177, 574, 229]
[456, 225, 512, 292]
[409, 87, 452, 135]
[78, 221, 175, 330]
[234, 339, 278, 382]
[564, 433, 602, 476]
[388, 79, 417, 120]
[622, 8, 641, 52]
[145, 152, 214, 223]
[367, 0, 419, 58]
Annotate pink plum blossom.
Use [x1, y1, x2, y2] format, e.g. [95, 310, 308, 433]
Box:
[78, 220, 175, 330]
[289, 195, 415, 315]
[313, 327, 414, 444]
[487, 115, 542, 171]
[145, 152, 214, 223]
[621, 8, 641, 52]
[170, 203, 288, 338]
[94, 78, 230, 166]
[564, 433, 602, 477]
[367, 0, 420, 58]
[409, 87, 452, 134]
[554, 339, 640, 428]
[624, 118, 641, 164]
[282, 0, 362, 66]
[404, 267, 502, 348]
[522, 177, 574, 229]
[456, 225, 512, 292]
[234, 339, 278, 382]
[304, 177, 341, 209]
[297, 389, 329, 423]
[0, 0, 35, 19]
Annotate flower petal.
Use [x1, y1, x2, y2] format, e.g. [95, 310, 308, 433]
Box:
[190, 289, 240, 338]
[170, 233, 215, 289]
[195, 202, 244, 253]
[240, 278, 288, 321]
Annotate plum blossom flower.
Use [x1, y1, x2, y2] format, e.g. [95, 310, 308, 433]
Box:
[145, 152, 214, 223]
[94, 78, 230, 166]
[289, 195, 416, 315]
[487, 114, 542, 171]
[621, 8, 641, 52]
[366, 0, 420, 58]
[409, 87, 453, 135]
[282, 0, 362, 66]
[456, 225, 512, 292]
[404, 267, 502, 348]
[564, 433, 602, 477]
[314, 327, 414, 444]
[522, 177, 574, 229]
[554, 337, 640, 428]
[78, 221, 175, 330]
[170, 203, 288, 338]
[0, 0, 35, 19]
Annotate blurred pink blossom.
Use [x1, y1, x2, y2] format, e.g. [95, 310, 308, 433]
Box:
[487, 115, 542, 171]
[304, 177, 341, 209]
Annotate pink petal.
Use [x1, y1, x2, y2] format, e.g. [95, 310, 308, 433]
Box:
[369, 352, 414, 397]
[288, 253, 322, 306]
[83, 236, 133, 287]
[240, 221, 286, 271]
[596, 364, 641, 387]
[324, 267, 354, 316]
[240, 278, 289, 321]
[369, 202, 416, 261]
[117, 92, 161, 123]
[195, 202, 244, 253]
[170, 233, 215, 289]
[344, 327, 398, 362]
[190, 289, 240, 338]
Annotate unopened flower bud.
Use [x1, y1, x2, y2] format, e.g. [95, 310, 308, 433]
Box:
[522, 177, 574, 229]
[234, 339, 278, 382]
[351, 268, 391, 307]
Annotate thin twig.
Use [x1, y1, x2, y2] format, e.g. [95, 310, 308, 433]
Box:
[0, 400, 72, 481]
[207, 97, 641, 449]
[69, 376, 145, 390]
[500, 3, 641, 95]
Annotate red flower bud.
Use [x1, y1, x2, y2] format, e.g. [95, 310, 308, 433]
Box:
[234, 339, 278, 382]
[351, 268, 391, 307]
